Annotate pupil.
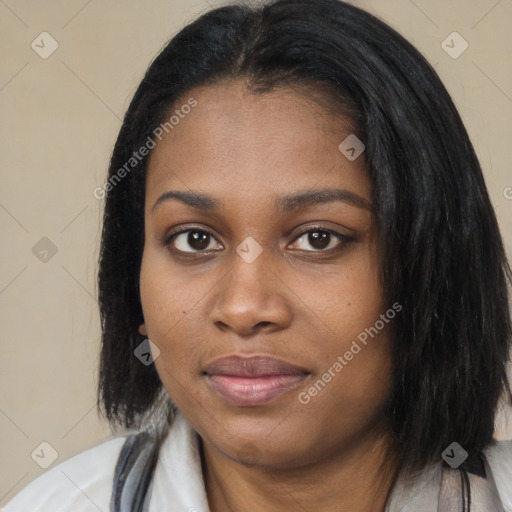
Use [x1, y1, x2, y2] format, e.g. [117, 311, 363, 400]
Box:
[309, 231, 329, 249]
[188, 231, 209, 250]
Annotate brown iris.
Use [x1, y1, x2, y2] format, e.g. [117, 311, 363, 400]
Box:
[308, 231, 330, 250]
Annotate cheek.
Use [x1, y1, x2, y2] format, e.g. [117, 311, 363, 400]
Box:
[294, 251, 392, 410]
[293, 245, 385, 344]
[139, 240, 209, 328]
[139, 249, 204, 366]
[328, 270, 385, 344]
[140, 267, 205, 406]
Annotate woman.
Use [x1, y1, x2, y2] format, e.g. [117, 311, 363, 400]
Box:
[5, 0, 512, 510]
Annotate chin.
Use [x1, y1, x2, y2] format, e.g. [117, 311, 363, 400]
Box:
[200, 414, 316, 469]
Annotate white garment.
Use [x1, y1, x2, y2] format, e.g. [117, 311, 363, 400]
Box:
[3, 411, 512, 512]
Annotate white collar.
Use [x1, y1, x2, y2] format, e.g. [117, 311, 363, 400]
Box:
[149, 411, 210, 512]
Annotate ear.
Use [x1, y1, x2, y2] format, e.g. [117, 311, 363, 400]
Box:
[138, 323, 148, 336]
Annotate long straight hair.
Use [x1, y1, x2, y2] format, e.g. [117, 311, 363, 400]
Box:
[98, 0, 512, 475]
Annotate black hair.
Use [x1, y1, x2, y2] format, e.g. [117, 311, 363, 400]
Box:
[97, 0, 512, 475]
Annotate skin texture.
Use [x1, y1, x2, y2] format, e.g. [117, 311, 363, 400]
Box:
[139, 80, 398, 511]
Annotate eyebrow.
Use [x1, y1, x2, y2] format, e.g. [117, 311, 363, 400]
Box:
[152, 190, 220, 212]
[151, 188, 372, 213]
[276, 188, 372, 212]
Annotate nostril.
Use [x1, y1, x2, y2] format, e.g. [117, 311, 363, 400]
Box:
[254, 321, 271, 329]
[214, 321, 229, 332]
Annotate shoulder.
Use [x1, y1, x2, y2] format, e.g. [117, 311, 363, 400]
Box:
[486, 438, 512, 508]
[3, 436, 127, 512]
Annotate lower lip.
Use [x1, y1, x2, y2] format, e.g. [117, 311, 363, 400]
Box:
[206, 374, 308, 406]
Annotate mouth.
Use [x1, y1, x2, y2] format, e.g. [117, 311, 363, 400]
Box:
[203, 355, 310, 406]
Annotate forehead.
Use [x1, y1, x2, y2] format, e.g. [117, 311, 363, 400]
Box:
[145, 80, 370, 207]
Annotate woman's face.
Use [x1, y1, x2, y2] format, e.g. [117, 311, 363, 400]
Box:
[139, 80, 393, 468]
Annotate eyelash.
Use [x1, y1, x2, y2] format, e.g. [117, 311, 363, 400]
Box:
[163, 225, 355, 256]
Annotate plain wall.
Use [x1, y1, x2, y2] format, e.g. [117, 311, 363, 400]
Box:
[1, 0, 511, 505]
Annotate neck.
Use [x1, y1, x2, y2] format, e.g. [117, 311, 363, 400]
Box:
[200, 429, 399, 512]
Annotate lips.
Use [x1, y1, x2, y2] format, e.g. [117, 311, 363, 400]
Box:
[204, 355, 309, 377]
[203, 355, 310, 406]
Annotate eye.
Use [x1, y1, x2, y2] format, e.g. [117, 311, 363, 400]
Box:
[289, 227, 353, 252]
[164, 225, 353, 255]
[167, 229, 223, 253]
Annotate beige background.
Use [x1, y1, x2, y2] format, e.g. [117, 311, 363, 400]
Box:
[1, 0, 511, 505]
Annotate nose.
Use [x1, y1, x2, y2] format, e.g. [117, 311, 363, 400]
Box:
[209, 249, 293, 337]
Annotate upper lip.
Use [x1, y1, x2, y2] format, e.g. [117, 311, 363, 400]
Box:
[203, 355, 309, 377]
